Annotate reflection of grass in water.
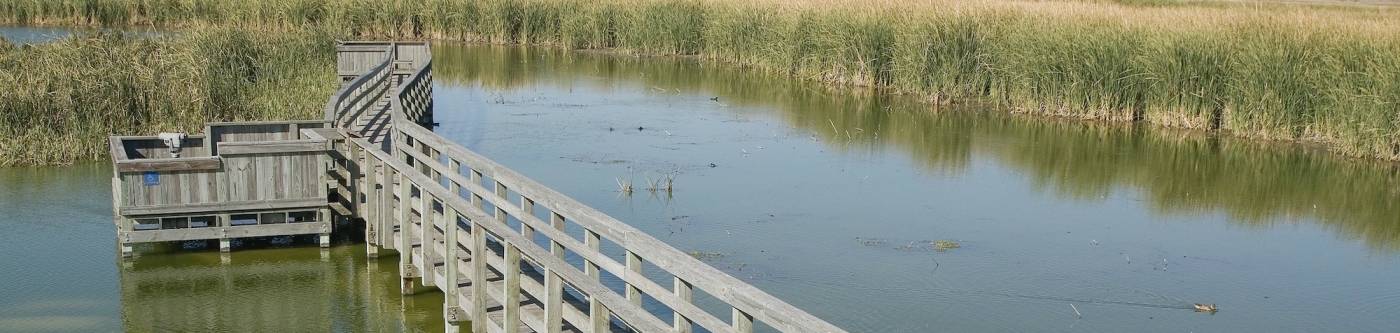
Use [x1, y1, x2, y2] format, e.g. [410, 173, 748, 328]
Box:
[435, 43, 1400, 251]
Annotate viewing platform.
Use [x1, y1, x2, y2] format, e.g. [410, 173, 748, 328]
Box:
[109, 121, 336, 256]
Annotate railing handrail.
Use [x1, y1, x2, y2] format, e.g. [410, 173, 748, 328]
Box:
[323, 44, 394, 128]
[391, 123, 846, 333]
[366, 45, 840, 331]
[352, 137, 678, 332]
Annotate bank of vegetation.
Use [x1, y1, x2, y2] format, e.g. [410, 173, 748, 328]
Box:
[0, 27, 336, 165]
[1, 0, 1398, 164]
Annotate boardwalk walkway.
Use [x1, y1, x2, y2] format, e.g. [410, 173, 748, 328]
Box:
[327, 42, 847, 333]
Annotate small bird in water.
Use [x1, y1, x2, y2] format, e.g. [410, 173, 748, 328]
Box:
[637, 126, 645, 131]
[710, 96, 719, 101]
[1193, 303, 1218, 313]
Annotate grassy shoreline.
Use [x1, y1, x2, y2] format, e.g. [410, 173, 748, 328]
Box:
[1, 0, 1398, 164]
[0, 26, 337, 166]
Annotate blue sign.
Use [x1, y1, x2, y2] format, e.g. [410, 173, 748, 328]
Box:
[142, 172, 159, 186]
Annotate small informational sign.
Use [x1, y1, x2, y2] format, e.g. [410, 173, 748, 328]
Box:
[142, 171, 159, 186]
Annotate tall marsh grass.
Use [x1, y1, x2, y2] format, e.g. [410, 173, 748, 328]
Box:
[0, 26, 337, 166]
[2, 0, 1398, 161]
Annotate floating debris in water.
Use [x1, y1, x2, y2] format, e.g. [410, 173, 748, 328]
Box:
[855, 237, 888, 247]
[891, 239, 962, 252]
[687, 251, 725, 261]
[933, 240, 961, 251]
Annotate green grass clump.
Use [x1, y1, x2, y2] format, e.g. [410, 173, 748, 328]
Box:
[0, 26, 338, 166]
[1, 0, 1399, 161]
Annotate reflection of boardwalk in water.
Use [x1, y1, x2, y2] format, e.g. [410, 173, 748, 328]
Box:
[117, 247, 441, 332]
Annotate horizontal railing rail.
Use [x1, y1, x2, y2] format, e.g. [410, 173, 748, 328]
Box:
[336, 41, 846, 333]
[324, 46, 393, 130]
[387, 122, 845, 333]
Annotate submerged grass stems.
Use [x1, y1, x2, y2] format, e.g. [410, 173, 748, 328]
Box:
[0, 26, 337, 166]
[0, 0, 1398, 161]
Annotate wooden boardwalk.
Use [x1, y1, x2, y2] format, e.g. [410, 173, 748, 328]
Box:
[115, 41, 846, 333]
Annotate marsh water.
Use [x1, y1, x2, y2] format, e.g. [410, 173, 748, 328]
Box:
[0, 26, 162, 45]
[3, 41, 1400, 332]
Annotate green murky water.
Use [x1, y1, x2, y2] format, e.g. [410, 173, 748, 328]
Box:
[3, 42, 1400, 332]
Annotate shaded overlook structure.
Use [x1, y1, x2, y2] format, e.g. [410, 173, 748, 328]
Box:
[107, 42, 846, 333]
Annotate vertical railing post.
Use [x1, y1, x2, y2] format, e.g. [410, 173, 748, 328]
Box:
[625, 251, 642, 306]
[521, 198, 536, 241]
[397, 171, 414, 295]
[550, 213, 566, 257]
[733, 308, 754, 333]
[448, 159, 461, 197]
[545, 212, 566, 333]
[444, 206, 459, 295]
[675, 277, 694, 333]
[503, 242, 522, 333]
[376, 159, 390, 248]
[419, 192, 435, 288]
[363, 144, 379, 258]
[350, 141, 363, 215]
[584, 230, 601, 279]
[469, 208, 489, 333]
[430, 148, 442, 183]
[590, 296, 610, 333]
[470, 169, 483, 211]
[443, 205, 466, 331]
[584, 229, 608, 332]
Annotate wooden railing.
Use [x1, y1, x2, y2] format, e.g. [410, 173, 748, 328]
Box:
[338, 42, 846, 333]
[324, 46, 392, 132]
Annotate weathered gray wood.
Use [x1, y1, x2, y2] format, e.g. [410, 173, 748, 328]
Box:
[470, 207, 490, 333]
[676, 278, 695, 333]
[398, 171, 416, 283]
[218, 140, 328, 155]
[625, 251, 642, 306]
[733, 308, 754, 333]
[503, 243, 523, 333]
[124, 222, 328, 243]
[395, 125, 846, 333]
[393, 140, 734, 331]
[122, 198, 324, 216]
[357, 138, 674, 332]
[109, 136, 129, 161]
[115, 157, 221, 173]
[301, 128, 343, 142]
[419, 192, 435, 287]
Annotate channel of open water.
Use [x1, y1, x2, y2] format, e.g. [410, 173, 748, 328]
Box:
[2, 39, 1399, 332]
